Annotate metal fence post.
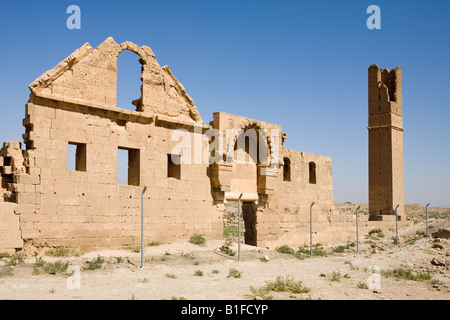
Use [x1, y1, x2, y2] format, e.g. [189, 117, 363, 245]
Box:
[141, 186, 147, 268]
[310, 202, 315, 258]
[238, 193, 243, 262]
[426, 203, 430, 238]
[356, 206, 361, 253]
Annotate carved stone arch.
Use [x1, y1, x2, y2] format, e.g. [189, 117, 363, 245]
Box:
[230, 120, 271, 166]
[115, 46, 146, 112]
[115, 41, 155, 66]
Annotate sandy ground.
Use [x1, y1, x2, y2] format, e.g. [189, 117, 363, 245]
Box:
[0, 206, 449, 300]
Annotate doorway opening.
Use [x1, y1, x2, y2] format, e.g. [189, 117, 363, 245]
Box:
[242, 201, 257, 246]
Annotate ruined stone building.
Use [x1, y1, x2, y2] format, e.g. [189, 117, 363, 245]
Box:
[0, 38, 409, 254]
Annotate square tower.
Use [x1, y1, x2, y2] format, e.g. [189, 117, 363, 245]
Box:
[368, 64, 405, 221]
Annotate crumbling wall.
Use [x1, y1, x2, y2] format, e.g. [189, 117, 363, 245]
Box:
[368, 64, 404, 220]
[0, 202, 22, 254]
[0, 38, 222, 253]
[19, 96, 222, 252]
[29, 37, 202, 123]
[256, 149, 337, 248]
[1, 39, 408, 254]
[0, 141, 38, 253]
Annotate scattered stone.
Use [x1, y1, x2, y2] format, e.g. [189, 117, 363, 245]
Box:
[432, 229, 450, 240]
[432, 242, 445, 250]
[431, 257, 446, 267]
[165, 250, 172, 256]
[263, 255, 270, 262]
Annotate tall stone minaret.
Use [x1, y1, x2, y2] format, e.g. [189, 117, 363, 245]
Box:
[368, 64, 405, 221]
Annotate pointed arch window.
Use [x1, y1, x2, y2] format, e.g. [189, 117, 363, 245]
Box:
[116, 50, 143, 111]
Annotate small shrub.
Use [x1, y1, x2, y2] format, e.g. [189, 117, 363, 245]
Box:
[228, 268, 242, 278]
[0, 252, 10, 259]
[189, 234, 206, 245]
[194, 270, 203, 276]
[32, 257, 47, 275]
[220, 245, 235, 257]
[346, 241, 356, 248]
[148, 241, 160, 247]
[193, 260, 200, 265]
[276, 245, 295, 255]
[34, 256, 46, 267]
[381, 268, 431, 282]
[7, 253, 25, 266]
[45, 247, 73, 257]
[224, 236, 233, 247]
[165, 273, 177, 279]
[369, 228, 385, 238]
[329, 270, 342, 282]
[297, 244, 327, 258]
[296, 245, 310, 257]
[212, 269, 220, 274]
[344, 261, 359, 270]
[431, 279, 444, 286]
[0, 266, 14, 278]
[128, 246, 141, 253]
[326, 269, 349, 282]
[312, 243, 327, 256]
[406, 236, 421, 245]
[44, 260, 69, 275]
[83, 256, 104, 271]
[223, 226, 241, 238]
[140, 278, 150, 283]
[265, 276, 310, 294]
[250, 286, 273, 300]
[182, 253, 195, 260]
[332, 246, 346, 253]
[357, 282, 368, 289]
[32, 265, 42, 275]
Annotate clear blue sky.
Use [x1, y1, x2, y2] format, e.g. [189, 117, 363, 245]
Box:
[0, 0, 449, 207]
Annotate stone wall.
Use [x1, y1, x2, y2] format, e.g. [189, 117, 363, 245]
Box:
[17, 96, 222, 252]
[0, 39, 408, 253]
[0, 202, 22, 254]
[256, 149, 336, 248]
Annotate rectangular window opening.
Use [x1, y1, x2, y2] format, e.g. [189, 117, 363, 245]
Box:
[118, 147, 140, 186]
[68, 142, 87, 172]
[309, 162, 317, 185]
[167, 154, 181, 180]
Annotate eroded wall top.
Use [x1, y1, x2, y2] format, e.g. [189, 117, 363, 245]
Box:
[29, 37, 203, 123]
